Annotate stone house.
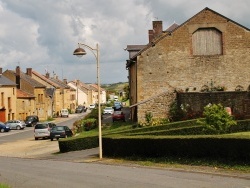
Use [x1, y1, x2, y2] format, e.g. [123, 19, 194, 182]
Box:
[89, 84, 107, 105]
[0, 68, 17, 122]
[126, 7, 250, 122]
[16, 89, 36, 121]
[29, 69, 65, 117]
[68, 80, 89, 109]
[3, 66, 49, 121]
[49, 76, 73, 112]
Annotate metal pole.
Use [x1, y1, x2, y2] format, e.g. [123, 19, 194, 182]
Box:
[96, 43, 102, 159]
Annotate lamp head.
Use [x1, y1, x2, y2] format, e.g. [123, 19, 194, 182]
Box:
[73, 47, 87, 57]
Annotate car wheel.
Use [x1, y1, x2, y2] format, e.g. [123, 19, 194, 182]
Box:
[0, 128, 4, 133]
[51, 138, 53, 141]
[35, 138, 38, 140]
[16, 126, 21, 130]
[56, 138, 59, 140]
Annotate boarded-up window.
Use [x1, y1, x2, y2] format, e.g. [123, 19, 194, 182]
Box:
[192, 28, 222, 55]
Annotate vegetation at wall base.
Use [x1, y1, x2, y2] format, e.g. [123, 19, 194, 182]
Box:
[0, 184, 11, 188]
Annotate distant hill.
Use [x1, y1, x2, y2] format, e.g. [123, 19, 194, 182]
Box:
[102, 82, 128, 92]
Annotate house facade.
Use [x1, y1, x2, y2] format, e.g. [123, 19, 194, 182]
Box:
[0, 68, 17, 122]
[16, 89, 36, 120]
[126, 7, 250, 122]
[3, 66, 50, 121]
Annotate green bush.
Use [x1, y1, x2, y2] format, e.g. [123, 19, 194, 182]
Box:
[82, 118, 97, 131]
[197, 104, 237, 134]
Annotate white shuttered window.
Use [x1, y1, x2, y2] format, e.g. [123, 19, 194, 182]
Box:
[192, 28, 222, 55]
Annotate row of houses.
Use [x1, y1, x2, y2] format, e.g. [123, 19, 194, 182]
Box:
[0, 66, 106, 122]
[125, 7, 250, 122]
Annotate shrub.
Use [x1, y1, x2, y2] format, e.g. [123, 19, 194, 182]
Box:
[197, 103, 237, 134]
[145, 112, 153, 124]
[82, 118, 97, 131]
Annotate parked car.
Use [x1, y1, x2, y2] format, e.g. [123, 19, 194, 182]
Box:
[0, 122, 10, 133]
[5, 120, 26, 130]
[60, 109, 69, 117]
[89, 104, 95, 109]
[103, 107, 114, 114]
[34, 122, 56, 140]
[113, 104, 122, 111]
[25, 115, 39, 127]
[75, 106, 85, 113]
[50, 126, 73, 141]
[112, 111, 125, 122]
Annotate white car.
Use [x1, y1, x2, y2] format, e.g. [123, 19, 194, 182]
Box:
[60, 109, 69, 117]
[103, 107, 114, 114]
[89, 104, 96, 109]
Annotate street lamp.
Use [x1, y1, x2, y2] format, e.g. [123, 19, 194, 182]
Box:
[73, 43, 102, 159]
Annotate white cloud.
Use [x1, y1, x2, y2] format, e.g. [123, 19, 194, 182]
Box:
[0, 0, 249, 83]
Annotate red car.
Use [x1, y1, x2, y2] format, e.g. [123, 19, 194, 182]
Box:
[112, 111, 125, 122]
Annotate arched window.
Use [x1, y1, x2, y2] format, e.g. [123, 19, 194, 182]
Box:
[192, 28, 222, 55]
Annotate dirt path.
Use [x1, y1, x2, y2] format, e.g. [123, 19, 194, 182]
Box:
[0, 138, 59, 158]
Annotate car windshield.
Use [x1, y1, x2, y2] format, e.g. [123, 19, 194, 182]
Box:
[26, 116, 34, 120]
[35, 124, 48, 129]
[114, 111, 122, 115]
[52, 126, 64, 131]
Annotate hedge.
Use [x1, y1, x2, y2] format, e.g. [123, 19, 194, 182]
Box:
[102, 136, 250, 162]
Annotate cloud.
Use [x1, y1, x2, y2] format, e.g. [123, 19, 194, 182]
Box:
[0, 0, 249, 84]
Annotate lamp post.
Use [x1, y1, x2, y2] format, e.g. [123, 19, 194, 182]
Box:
[73, 43, 102, 159]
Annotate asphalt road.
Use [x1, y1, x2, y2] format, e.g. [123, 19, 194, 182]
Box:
[0, 156, 249, 188]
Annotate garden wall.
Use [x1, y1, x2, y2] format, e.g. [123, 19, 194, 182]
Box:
[177, 91, 249, 117]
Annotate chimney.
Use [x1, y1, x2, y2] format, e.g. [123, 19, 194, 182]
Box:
[153, 21, 163, 37]
[26, 68, 32, 76]
[63, 79, 67, 84]
[0, 67, 2, 75]
[148, 30, 154, 43]
[45, 72, 50, 78]
[16, 66, 21, 89]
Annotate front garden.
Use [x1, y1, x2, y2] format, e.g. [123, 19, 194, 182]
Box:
[58, 104, 250, 171]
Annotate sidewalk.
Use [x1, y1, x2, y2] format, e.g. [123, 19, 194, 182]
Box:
[36, 147, 100, 162]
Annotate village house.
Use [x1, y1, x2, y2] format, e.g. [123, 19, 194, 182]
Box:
[126, 7, 250, 122]
[0, 68, 17, 122]
[89, 84, 107, 105]
[68, 80, 89, 108]
[28, 69, 68, 117]
[3, 66, 49, 121]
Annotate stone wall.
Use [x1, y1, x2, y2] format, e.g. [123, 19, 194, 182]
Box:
[177, 91, 249, 116]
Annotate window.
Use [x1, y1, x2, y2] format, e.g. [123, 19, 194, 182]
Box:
[1, 92, 4, 106]
[192, 28, 222, 55]
[8, 97, 11, 109]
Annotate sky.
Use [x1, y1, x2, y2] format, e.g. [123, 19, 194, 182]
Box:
[0, 0, 249, 84]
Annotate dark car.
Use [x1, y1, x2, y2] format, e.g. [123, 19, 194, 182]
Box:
[0, 122, 11, 132]
[113, 104, 122, 111]
[25, 115, 39, 127]
[75, 106, 85, 113]
[50, 126, 73, 141]
[112, 111, 125, 122]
